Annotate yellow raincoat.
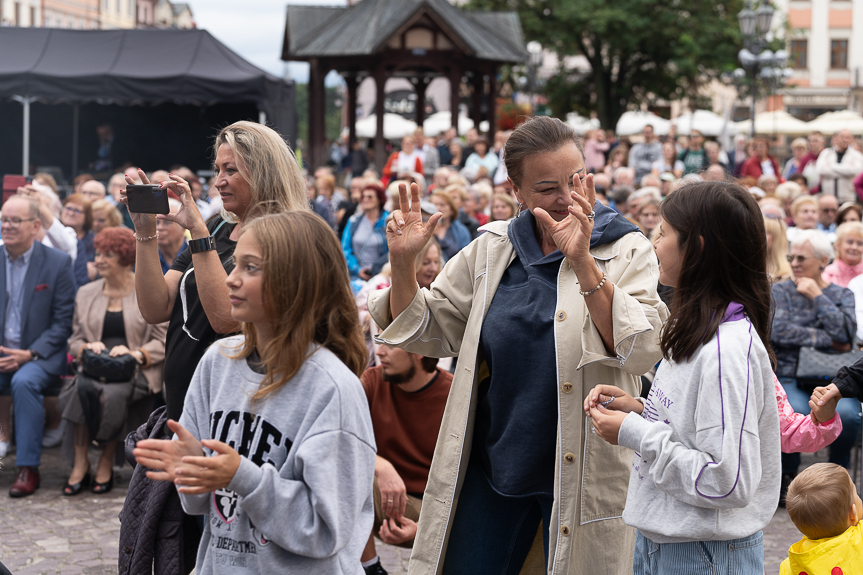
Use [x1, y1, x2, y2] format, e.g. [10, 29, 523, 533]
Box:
[779, 522, 863, 575]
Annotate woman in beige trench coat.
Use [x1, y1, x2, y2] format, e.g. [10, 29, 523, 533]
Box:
[368, 117, 668, 575]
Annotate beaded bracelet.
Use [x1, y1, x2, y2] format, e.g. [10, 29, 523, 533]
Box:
[134, 232, 159, 242]
[579, 272, 607, 297]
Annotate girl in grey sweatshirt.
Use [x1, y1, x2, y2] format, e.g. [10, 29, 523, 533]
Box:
[133, 212, 376, 575]
[584, 182, 781, 574]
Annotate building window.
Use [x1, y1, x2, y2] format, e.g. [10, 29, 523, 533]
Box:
[831, 39, 848, 69]
[790, 40, 807, 69]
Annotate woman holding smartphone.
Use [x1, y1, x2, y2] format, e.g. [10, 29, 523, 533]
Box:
[123, 121, 308, 422]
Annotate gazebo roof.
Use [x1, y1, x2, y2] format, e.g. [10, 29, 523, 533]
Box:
[282, 0, 527, 64]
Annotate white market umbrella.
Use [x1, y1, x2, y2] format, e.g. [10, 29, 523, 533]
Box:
[615, 111, 671, 136]
[735, 110, 810, 135]
[422, 111, 475, 136]
[355, 113, 418, 140]
[805, 109, 863, 135]
[672, 110, 736, 137]
[566, 113, 601, 134]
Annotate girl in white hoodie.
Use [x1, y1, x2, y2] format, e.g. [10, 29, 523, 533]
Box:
[584, 181, 781, 574]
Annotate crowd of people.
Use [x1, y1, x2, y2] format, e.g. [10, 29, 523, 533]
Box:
[0, 113, 862, 575]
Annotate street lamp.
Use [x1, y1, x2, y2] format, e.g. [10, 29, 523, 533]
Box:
[735, 0, 790, 137]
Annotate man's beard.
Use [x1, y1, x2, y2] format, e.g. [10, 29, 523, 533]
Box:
[382, 364, 416, 385]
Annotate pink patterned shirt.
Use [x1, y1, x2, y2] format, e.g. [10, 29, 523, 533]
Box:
[774, 372, 842, 453]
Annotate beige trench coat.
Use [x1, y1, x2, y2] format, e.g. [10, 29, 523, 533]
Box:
[368, 220, 668, 575]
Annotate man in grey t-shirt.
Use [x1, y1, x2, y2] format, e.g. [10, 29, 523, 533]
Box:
[628, 125, 663, 181]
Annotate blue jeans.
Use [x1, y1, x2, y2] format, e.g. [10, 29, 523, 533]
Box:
[442, 462, 553, 575]
[780, 377, 862, 473]
[0, 362, 56, 467]
[633, 530, 763, 575]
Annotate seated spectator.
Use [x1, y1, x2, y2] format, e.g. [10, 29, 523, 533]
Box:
[838, 202, 863, 225]
[757, 173, 779, 197]
[60, 227, 166, 495]
[359, 343, 454, 575]
[742, 137, 782, 181]
[635, 197, 660, 238]
[444, 184, 480, 240]
[787, 196, 821, 243]
[90, 200, 123, 235]
[462, 187, 488, 227]
[463, 137, 499, 182]
[446, 141, 464, 170]
[783, 137, 809, 179]
[490, 194, 517, 222]
[638, 173, 660, 189]
[775, 181, 804, 225]
[33, 172, 58, 195]
[611, 166, 635, 188]
[651, 141, 684, 179]
[772, 230, 859, 482]
[157, 199, 188, 273]
[0, 196, 75, 497]
[73, 174, 95, 194]
[430, 191, 471, 260]
[314, 173, 345, 229]
[704, 164, 727, 182]
[383, 136, 424, 186]
[818, 194, 839, 240]
[61, 194, 95, 262]
[764, 215, 792, 284]
[79, 180, 107, 204]
[824, 222, 863, 287]
[342, 183, 389, 282]
[107, 173, 135, 228]
[704, 140, 730, 173]
[603, 147, 628, 180]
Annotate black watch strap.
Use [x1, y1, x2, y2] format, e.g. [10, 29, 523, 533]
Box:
[29, 349, 40, 360]
[189, 236, 217, 254]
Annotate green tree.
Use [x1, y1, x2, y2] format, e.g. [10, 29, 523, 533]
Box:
[294, 82, 344, 145]
[467, 0, 744, 128]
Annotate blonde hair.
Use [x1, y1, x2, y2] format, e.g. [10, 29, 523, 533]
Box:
[790, 195, 818, 216]
[214, 121, 308, 222]
[791, 137, 808, 150]
[775, 182, 803, 201]
[91, 200, 123, 228]
[430, 191, 457, 218]
[764, 217, 791, 282]
[228, 212, 368, 401]
[786, 463, 857, 540]
[415, 237, 443, 275]
[444, 183, 467, 203]
[835, 221, 863, 245]
[490, 194, 517, 221]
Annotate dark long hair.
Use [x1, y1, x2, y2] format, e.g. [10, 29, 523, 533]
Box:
[660, 181, 775, 365]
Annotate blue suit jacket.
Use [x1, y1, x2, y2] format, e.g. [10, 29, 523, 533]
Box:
[0, 242, 75, 375]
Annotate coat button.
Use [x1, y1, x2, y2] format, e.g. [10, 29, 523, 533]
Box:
[556, 310, 566, 321]
[564, 452, 575, 463]
[561, 525, 571, 536]
[562, 382, 573, 393]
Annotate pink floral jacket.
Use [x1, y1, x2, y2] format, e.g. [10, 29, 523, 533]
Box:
[775, 372, 842, 453]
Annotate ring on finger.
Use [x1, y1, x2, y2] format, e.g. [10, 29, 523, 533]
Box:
[587, 210, 596, 221]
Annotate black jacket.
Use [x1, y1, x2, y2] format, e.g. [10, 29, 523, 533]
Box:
[119, 406, 199, 575]
[833, 357, 863, 401]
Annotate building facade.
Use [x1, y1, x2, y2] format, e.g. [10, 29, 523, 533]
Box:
[101, 0, 136, 28]
[0, 0, 40, 26]
[42, 0, 99, 28]
[151, 0, 193, 29]
[777, 0, 863, 119]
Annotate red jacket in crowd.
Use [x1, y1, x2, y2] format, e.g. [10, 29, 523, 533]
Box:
[741, 155, 784, 182]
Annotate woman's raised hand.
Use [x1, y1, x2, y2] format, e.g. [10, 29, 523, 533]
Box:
[122, 169, 158, 234]
[159, 173, 208, 235]
[534, 173, 596, 268]
[386, 182, 441, 264]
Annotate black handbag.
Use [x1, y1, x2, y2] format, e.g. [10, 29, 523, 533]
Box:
[80, 348, 138, 383]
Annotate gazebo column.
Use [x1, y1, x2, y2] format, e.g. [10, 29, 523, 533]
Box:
[488, 69, 497, 144]
[345, 74, 358, 151]
[414, 76, 430, 132]
[449, 68, 461, 134]
[308, 58, 326, 170]
[471, 72, 483, 133]
[374, 67, 386, 172]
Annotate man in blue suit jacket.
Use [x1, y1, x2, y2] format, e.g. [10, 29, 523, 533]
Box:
[0, 196, 75, 497]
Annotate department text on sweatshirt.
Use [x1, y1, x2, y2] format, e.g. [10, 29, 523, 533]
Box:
[177, 336, 377, 575]
[617, 317, 781, 544]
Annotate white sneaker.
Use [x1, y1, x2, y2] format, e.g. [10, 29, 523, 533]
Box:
[42, 420, 65, 447]
[0, 440, 8, 458]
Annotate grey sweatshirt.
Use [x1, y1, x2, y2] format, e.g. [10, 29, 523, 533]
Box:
[617, 314, 781, 543]
[178, 336, 377, 574]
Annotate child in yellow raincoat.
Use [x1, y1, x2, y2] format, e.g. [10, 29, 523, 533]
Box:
[780, 463, 863, 575]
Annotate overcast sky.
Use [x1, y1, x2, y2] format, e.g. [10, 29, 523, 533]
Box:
[188, 0, 347, 84]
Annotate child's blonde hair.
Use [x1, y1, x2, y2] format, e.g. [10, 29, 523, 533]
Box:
[786, 463, 857, 540]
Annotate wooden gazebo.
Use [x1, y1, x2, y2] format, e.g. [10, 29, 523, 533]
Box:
[282, 0, 527, 170]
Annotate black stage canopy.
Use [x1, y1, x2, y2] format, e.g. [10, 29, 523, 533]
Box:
[0, 28, 296, 180]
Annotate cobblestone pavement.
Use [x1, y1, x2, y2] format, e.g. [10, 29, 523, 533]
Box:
[0, 447, 845, 575]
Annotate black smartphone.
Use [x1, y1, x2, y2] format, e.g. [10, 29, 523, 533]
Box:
[126, 184, 169, 214]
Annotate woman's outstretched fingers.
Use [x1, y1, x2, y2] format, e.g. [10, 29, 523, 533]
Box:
[584, 173, 596, 205]
[398, 183, 410, 221]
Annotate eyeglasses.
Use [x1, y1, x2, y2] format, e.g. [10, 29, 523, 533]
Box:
[786, 255, 814, 264]
[361, 194, 378, 201]
[820, 208, 837, 213]
[63, 206, 84, 216]
[0, 217, 36, 227]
